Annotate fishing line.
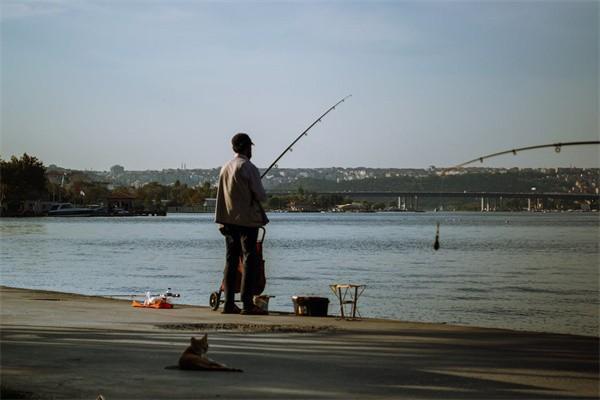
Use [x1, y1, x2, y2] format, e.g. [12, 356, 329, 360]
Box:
[433, 140, 600, 250]
[443, 141, 600, 173]
[433, 173, 445, 251]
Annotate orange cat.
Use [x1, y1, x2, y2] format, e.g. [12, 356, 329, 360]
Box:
[178, 334, 242, 372]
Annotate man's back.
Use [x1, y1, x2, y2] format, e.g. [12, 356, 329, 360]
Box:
[215, 154, 267, 227]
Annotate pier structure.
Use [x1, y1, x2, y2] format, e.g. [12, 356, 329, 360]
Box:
[2, 286, 598, 399]
[397, 195, 419, 211]
[480, 196, 505, 212]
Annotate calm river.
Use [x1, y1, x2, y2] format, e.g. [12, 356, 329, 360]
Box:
[1, 212, 598, 336]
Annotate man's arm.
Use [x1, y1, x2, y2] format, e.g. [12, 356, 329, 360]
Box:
[246, 163, 267, 202]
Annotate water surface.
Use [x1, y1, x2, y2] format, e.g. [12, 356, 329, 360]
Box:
[1, 212, 598, 336]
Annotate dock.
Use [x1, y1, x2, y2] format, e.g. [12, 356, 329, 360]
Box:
[1, 286, 598, 399]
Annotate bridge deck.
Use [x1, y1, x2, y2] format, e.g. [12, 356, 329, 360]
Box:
[268, 191, 598, 200]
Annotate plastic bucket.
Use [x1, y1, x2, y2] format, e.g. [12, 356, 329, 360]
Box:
[292, 296, 329, 317]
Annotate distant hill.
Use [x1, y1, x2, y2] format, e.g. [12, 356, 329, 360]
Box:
[270, 169, 598, 194]
[45, 164, 598, 195]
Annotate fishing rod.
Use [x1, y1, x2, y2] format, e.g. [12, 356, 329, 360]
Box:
[442, 141, 600, 174]
[261, 95, 352, 179]
[432, 140, 599, 251]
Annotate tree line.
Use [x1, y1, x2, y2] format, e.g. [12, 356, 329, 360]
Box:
[1, 154, 217, 216]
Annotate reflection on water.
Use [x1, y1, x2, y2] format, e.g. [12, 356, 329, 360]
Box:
[0, 222, 47, 236]
[0, 212, 598, 336]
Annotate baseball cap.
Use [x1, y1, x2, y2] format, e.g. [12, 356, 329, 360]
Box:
[231, 133, 254, 149]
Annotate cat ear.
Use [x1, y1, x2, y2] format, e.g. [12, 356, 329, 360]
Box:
[190, 336, 196, 344]
[202, 333, 208, 341]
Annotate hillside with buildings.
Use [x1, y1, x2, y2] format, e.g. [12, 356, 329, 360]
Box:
[45, 163, 599, 211]
[49, 164, 599, 195]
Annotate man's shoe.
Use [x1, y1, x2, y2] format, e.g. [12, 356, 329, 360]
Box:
[221, 303, 241, 314]
[241, 305, 268, 316]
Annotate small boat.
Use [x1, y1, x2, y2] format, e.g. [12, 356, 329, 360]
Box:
[47, 203, 95, 217]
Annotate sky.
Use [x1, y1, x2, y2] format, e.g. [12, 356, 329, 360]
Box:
[1, 0, 598, 171]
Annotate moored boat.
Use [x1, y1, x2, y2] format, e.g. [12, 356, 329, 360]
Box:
[47, 203, 95, 217]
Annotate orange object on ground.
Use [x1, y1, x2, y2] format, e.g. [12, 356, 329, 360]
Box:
[131, 300, 173, 309]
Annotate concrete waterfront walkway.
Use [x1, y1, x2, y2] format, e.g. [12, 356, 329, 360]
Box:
[1, 286, 598, 399]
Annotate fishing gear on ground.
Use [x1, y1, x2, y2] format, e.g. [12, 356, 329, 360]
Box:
[132, 288, 181, 309]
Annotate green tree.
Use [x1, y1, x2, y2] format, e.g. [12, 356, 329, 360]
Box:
[78, 181, 110, 205]
[135, 182, 169, 210]
[372, 202, 387, 210]
[1, 153, 48, 215]
[197, 181, 216, 199]
[169, 180, 187, 206]
[268, 196, 285, 209]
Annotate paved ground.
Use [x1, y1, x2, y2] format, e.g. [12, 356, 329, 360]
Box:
[1, 286, 598, 399]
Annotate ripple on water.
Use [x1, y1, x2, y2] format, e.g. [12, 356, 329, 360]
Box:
[0, 212, 598, 336]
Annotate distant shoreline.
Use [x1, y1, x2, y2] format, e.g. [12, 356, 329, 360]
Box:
[2, 208, 600, 218]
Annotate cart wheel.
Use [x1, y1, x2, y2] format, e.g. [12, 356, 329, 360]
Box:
[209, 292, 221, 311]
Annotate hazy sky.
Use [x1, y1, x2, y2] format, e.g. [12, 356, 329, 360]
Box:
[1, 0, 598, 171]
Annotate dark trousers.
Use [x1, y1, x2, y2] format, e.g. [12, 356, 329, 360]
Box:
[221, 224, 259, 309]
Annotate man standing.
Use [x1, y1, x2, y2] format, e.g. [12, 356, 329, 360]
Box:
[215, 133, 269, 315]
